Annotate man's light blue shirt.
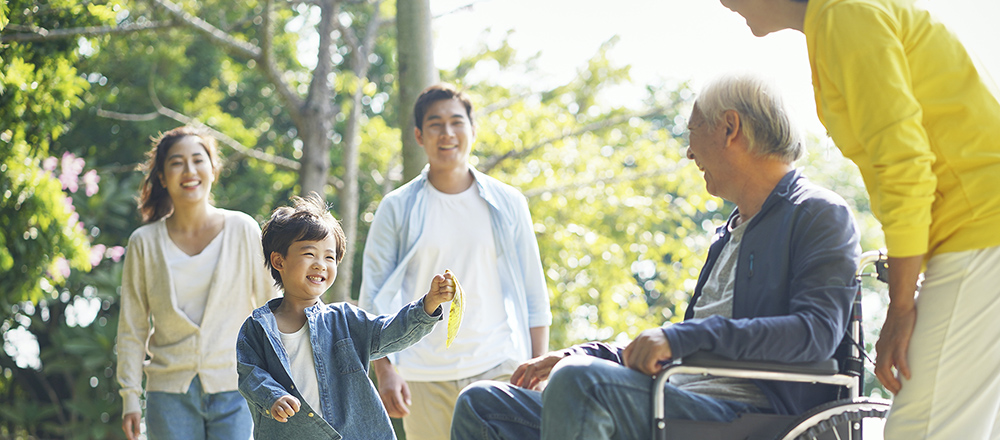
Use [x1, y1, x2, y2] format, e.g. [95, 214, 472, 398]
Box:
[358, 166, 552, 365]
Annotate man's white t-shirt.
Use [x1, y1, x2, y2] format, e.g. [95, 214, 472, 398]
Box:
[396, 183, 519, 381]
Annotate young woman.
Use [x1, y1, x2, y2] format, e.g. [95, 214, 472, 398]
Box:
[116, 126, 274, 440]
[717, 1, 1000, 438]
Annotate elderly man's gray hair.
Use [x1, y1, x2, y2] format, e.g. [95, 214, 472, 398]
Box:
[695, 73, 804, 163]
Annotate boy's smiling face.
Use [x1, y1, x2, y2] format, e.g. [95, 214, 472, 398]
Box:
[270, 235, 340, 302]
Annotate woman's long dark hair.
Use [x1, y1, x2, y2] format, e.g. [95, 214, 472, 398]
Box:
[138, 127, 221, 223]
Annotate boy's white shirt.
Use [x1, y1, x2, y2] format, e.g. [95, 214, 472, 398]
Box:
[279, 323, 324, 419]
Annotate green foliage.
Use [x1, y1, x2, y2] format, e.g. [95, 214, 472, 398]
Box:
[0, 146, 91, 304]
[0, 2, 892, 438]
[0, 0, 107, 306]
[0, 2, 130, 437]
[1, 262, 124, 439]
[428, 37, 717, 350]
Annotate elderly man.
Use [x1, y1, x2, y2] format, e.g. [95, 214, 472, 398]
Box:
[449, 73, 861, 440]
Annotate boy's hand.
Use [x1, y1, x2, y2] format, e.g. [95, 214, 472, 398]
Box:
[423, 272, 456, 315]
[270, 395, 301, 422]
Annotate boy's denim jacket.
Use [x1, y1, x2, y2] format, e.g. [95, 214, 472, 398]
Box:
[237, 297, 440, 439]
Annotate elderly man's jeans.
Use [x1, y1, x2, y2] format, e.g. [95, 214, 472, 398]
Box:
[451, 355, 760, 440]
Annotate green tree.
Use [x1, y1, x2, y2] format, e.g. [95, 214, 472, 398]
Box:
[448, 37, 715, 349]
[1, 3, 158, 437]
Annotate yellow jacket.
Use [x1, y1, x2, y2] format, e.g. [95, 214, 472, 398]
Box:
[804, 0, 1000, 257]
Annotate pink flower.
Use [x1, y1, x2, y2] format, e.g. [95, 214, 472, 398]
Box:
[107, 246, 126, 263]
[58, 152, 85, 193]
[52, 257, 71, 280]
[82, 170, 100, 197]
[42, 157, 58, 172]
[90, 244, 107, 267]
[59, 173, 79, 192]
[60, 152, 85, 176]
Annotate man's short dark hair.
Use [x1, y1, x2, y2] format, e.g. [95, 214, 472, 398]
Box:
[261, 192, 346, 289]
[413, 83, 475, 130]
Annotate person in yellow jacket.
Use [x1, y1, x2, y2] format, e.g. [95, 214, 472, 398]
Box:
[716, 0, 1000, 438]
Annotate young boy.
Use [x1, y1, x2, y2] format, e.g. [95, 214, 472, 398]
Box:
[236, 193, 454, 439]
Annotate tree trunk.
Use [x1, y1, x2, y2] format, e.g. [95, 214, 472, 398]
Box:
[396, 0, 438, 183]
[299, 0, 338, 197]
[329, 2, 383, 304]
[329, 81, 363, 304]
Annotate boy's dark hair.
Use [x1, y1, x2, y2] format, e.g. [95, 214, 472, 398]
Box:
[261, 192, 347, 289]
[413, 83, 475, 130]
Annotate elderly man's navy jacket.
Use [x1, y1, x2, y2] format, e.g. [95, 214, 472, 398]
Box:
[572, 169, 860, 415]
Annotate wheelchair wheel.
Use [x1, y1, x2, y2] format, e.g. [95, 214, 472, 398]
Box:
[774, 398, 891, 440]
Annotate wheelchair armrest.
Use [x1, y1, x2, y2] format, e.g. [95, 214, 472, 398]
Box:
[680, 352, 839, 376]
[653, 352, 857, 424]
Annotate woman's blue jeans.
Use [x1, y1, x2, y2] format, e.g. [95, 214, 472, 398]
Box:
[146, 376, 252, 440]
[451, 355, 761, 440]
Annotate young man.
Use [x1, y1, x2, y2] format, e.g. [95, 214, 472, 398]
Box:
[359, 83, 552, 439]
[450, 73, 861, 439]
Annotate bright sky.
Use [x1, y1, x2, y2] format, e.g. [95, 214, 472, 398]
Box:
[431, 0, 1000, 137]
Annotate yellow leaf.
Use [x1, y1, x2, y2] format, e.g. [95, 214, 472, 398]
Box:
[445, 269, 465, 348]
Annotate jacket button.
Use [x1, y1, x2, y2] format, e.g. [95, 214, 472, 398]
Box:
[308, 412, 314, 417]
[290, 386, 295, 390]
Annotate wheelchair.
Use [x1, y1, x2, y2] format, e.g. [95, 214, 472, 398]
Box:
[651, 250, 893, 440]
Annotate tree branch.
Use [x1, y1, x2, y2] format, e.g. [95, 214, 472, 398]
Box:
[97, 78, 342, 188]
[149, 0, 261, 60]
[433, 0, 488, 19]
[479, 106, 670, 173]
[521, 165, 685, 199]
[1, 21, 176, 43]
[149, 0, 303, 115]
[258, 0, 305, 117]
[93, 109, 160, 121]
[306, 0, 338, 107]
[474, 91, 536, 118]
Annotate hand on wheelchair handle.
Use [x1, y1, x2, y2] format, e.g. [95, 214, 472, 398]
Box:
[623, 328, 673, 376]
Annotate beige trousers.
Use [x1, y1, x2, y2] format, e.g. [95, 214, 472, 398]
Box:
[883, 245, 1000, 440]
[401, 359, 520, 440]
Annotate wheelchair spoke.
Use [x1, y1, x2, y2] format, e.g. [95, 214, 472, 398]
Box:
[776, 398, 890, 440]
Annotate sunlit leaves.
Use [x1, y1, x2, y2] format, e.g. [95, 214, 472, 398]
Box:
[446, 37, 719, 350]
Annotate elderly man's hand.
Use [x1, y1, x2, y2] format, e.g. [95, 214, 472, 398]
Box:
[510, 351, 568, 390]
[623, 328, 673, 376]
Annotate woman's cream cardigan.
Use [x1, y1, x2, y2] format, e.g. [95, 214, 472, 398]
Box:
[116, 209, 275, 415]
